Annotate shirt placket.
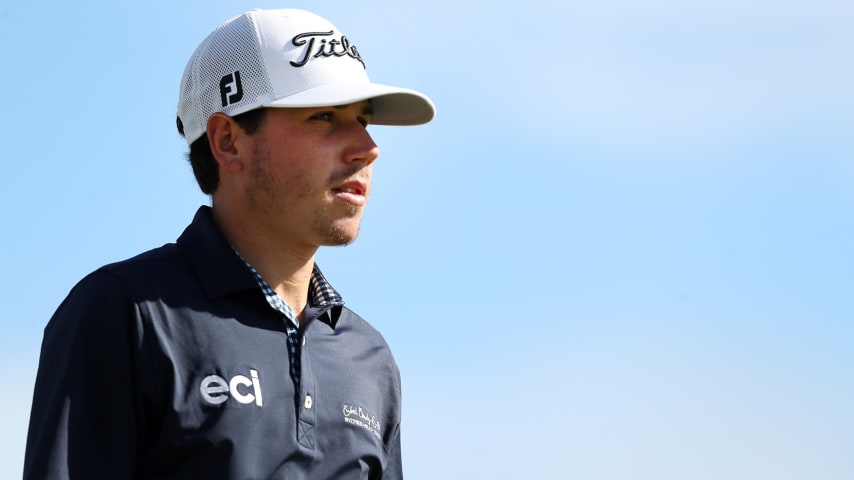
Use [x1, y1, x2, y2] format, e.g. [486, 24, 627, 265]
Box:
[240, 260, 343, 451]
[284, 324, 301, 392]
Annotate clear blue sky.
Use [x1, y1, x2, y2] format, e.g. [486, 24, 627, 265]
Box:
[2, 0, 853, 478]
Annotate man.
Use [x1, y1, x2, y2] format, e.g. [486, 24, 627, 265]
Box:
[24, 8, 434, 479]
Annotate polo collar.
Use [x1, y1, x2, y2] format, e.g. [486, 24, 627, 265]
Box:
[177, 206, 260, 299]
[176, 206, 346, 311]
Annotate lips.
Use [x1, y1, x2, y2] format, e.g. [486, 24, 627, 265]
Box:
[331, 180, 368, 206]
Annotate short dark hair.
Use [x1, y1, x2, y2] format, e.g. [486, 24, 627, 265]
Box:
[176, 108, 268, 194]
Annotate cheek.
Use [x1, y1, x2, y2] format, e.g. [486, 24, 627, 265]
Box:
[289, 168, 318, 200]
[276, 160, 327, 202]
[258, 137, 338, 202]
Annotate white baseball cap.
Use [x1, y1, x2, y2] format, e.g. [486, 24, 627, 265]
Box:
[177, 8, 436, 145]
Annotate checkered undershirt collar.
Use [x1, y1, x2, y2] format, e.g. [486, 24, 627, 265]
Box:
[238, 254, 344, 327]
[254, 264, 343, 328]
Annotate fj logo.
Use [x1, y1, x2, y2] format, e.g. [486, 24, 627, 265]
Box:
[200, 369, 263, 406]
[219, 71, 244, 107]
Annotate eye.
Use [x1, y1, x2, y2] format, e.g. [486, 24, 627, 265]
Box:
[357, 116, 369, 128]
[311, 111, 334, 122]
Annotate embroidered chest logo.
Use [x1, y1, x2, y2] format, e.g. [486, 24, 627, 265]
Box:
[200, 369, 263, 407]
[343, 404, 381, 439]
[290, 31, 365, 68]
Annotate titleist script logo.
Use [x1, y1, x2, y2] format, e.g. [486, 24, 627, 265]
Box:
[200, 369, 263, 407]
[220, 71, 244, 107]
[290, 31, 365, 68]
[343, 404, 381, 440]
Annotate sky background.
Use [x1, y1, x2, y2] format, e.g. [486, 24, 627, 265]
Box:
[2, 0, 853, 478]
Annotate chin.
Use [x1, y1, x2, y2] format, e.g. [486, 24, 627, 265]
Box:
[313, 209, 363, 246]
[323, 234, 358, 247]
[321, 224, 361, 246]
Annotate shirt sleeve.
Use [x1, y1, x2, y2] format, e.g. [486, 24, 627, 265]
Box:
[382, 424, 403, 480]
[382, 347, 404, 479]
[24, 270, 142, 479]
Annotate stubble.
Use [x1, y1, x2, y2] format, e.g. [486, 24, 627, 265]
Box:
[246, 144, 364, 247]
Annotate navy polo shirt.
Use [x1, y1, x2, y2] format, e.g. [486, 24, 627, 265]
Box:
[24, 206, 403, 479]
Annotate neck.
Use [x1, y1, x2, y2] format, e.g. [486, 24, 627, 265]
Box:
[212, 203, 317, 320]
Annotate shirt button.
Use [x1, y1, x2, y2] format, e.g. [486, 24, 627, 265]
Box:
[304, 394, 313, 410]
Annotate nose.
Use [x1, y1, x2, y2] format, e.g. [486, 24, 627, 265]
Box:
[343, 123, 380, 166]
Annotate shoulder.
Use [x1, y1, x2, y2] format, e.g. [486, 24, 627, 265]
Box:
[335, 306, 401, 378]
[99, 242, 186, 290]
[45, 243, 186, 332]
[335, 307, 392, 346]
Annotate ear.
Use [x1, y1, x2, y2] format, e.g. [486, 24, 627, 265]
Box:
[207, 113, 247, 173]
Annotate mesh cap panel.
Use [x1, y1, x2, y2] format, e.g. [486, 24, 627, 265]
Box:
[178, 14, 273, 144]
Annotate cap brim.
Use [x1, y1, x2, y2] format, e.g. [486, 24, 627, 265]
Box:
[264, 83, 435, 126]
